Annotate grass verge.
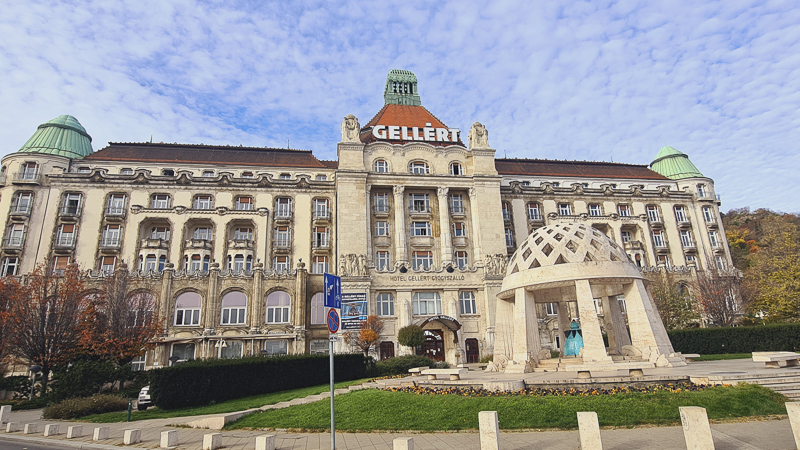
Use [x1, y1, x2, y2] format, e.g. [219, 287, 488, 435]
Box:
[694, 353, 752, 361]
[227, 383, 785, 432]
[80, 378, 371, 423]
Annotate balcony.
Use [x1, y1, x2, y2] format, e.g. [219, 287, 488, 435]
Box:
[624, 240, 644, 251]
[59, 206, 82, 220]
[676, 218, 691, 228]
[99, 237, 121, 250]
[105, 206, 126, 220]
[647, 216, 663, 227]
[312, 238, 331, 250]
[450, 206, 466, 218]
[53, 236, 76, 251]
[2, 236, 25, 251]
[313, 210, 331, 221]
[452, 236, 468, 247]
[374, 205, 390, 217]
[12, 172, 41, 184]
[274, 209, 292, 221]
[140, 238, 169, 249]
[373, 235, 390, 247]
[185, 239, 212, 250]
[9, 205, 31, 219]
[273, 238, 291, 252]
[409, 205, 431, 218]
[409, 235, 433, 247]
[528, 213, 544, 223]
[228, 239, 254, 250]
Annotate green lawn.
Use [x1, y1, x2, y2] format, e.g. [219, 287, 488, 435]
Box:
[694, 353, 751, 361]
[80, 379, 370, 423]
[227, 384, 786, 432]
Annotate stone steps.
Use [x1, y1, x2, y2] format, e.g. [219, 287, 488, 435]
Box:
[707, 371, 800, 399]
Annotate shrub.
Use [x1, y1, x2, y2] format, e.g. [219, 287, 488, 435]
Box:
[0, 376, 32, 400]
[149, 353, 366, 410]
[479, 354, 493, 364]
[373, 355, 435, 376]
[397, 325, 425, 348]
[43, 394, 128, 419]
[669, 323, 800, 354]
[50, 360, 119, 402]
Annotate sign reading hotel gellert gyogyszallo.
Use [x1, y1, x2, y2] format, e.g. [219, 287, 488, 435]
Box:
[372, 123, 460, 142]
[341, 292, 367, 330]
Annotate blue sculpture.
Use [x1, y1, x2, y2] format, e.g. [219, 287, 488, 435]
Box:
[563, 321, 584, 356]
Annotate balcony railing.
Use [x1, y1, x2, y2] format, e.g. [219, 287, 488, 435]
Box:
[12, 172, 41, 183]
[409, 205, 431, 214]
[274, 208, 292, 219]
[9, 205, 31, 216]
[105, 206, 126, 218]
[313, 238, 331, 249]
[228, 239, 254, 249]
[313, 210, 330, 220]
[450, 206, 465, 215]
[2, 236, 25, 249]
[54, 236, 76, 249]
[273, 238, 291, 249]
[374, 205, 390, 214]
[59, 206, 82, 218]
[99, 238, 121, 249]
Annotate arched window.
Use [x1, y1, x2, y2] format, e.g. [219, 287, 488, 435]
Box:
[310, 292, 325, 325]
[412, 292, 441, 315]
[175, 292, 201, 326]
[408, 161, 430, 175]
[449, 162, 463, 176]
[128, 292, 156, 327]
[266, 291, 290, 323]
[221, 291, 247, 325]
[374, 159, 389, 173]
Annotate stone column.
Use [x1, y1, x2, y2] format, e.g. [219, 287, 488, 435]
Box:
[437, 187, 452, 265]
[493, 295, 515, 363]
[250, 263, 264, 336]
[607, 294, 631, 352]
[574, 280, 612, 363]
[556, 301, 571, 355]
[468, 188, 483, 258]
[365, 184, 373, 261]
[396, 289, 413, 355]
[599, 296, 617, 353]
[511, 198, 529, 249]
[205, 263, 220, 334]
[508, 288, 539, 372]
[393, 186, 407, 265]
[623, 279, 676, 364]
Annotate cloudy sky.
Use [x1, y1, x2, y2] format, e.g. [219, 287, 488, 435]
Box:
[1, 0, 798, 212]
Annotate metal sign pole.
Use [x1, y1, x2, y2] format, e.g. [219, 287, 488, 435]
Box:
[330, 335, 335, 450]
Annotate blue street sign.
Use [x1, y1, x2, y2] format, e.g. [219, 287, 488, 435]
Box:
[324, 273, 341, 309]
[327, 308, 340, 334]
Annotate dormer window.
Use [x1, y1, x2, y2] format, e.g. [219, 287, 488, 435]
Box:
[408, 161, 429, 175]
[374, 160, 389, 173]
[120, 168, 134, 175]
[279, 173, 291, 180]
[449, 162, 463, 176]
[162, 169, 174, 176]
[202, 170, 215, 177]
[77, 167, 91, 173]
[241, 171, 254, 178]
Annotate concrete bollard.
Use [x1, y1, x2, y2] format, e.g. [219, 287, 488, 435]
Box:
[577, 412, 603, 450]
[393, 437, 414, 450]
[123, 429, 141, 445]
[44, 424, 59, 436]
[679, 406, 715, 450]
[255, 434, 276, 450]
[0, 405, 11, 424]
[23, 423, 37, 434]
[5, 422, 20, 432]
[479, 410, 500, 450]
[161, 430, 178, 448]
[787, 402, 800, 449]
[203, 432, 222, 450]
[67, 425, 82, 439]
[93, 426, 110, 441]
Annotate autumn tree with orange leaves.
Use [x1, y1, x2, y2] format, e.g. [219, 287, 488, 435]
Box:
[0, 276, 22, 367]
[343, 315, 384, 356]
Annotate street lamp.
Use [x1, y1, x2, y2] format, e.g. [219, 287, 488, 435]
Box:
[28, 365, 41, 401]
[168, 355, 180, 366]
[214, 339, 227, 359]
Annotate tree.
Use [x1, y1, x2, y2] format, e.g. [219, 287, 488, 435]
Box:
[343, 315, 384, 356]
[397, 324, 425, 348]
[645, 271, 699, 330]
[79, 264, 163, 367]
[692, 262, 742, 327]
[7, 263, 86, 392]
[0, 276, 22, 365]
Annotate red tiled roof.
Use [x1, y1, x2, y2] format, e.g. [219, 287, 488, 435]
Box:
[85, 143, 331, 169]
[360, 104, 465, 147]
[495, 158, 669, 180]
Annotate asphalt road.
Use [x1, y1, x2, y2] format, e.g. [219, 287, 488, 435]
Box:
[0, 437, 78, 450]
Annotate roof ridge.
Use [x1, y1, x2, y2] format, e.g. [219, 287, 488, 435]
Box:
[495, 157, 650, 168]
[105, 142, 314, 153]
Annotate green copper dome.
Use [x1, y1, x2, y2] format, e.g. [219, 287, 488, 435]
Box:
[650, 146, 703, 179]
[384, 69, 421, 106]
[18, 115, 93, 159]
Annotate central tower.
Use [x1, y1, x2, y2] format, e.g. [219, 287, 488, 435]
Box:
[383, 69, 421, 106]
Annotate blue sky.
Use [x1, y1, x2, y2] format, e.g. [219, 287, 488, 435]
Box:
[1, 0, 798, 213]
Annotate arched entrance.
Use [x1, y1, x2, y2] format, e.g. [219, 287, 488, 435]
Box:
[417, 330, 444, 361]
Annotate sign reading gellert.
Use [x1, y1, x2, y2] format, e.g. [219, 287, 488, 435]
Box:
[372, 123, 460, 143]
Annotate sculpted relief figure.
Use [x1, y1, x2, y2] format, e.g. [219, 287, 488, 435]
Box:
[483, 254, 509, 276]
[339, 253, 368, 277]
[468, 122, 490, 149]
[341, 114, 361, 143]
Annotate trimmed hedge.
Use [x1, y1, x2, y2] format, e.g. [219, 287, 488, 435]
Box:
[373, 355, 435, 376]
[43, 394, 128, 419]
[669, 323, 800, 355]
[149, 353, 366, 410]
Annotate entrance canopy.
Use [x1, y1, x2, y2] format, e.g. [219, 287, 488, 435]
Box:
[416, 314, 462, 332]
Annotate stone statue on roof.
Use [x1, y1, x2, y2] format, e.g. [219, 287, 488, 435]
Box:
[341, 114, 361, 143]
[468, 122, 489, 149]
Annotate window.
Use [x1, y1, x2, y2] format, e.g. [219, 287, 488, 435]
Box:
[377, 292, 395, 316]
[646, 205, 661, 222]
[106, 194, 126, 216]
[233, 227, 253, 241]
[313, 256, 328, 274]
[449, 195, 464, 214]
[314, 199, 329, 219]
[558, 203, 572, 216]
[505, 228, 514, 247]
[5, 224, 25, 248]
[588, 204, 602, 217]
[266, 291, 290, 323]
[1, 257, 19, 276]
[411, 222, 431, 236]
[131, 355, 145, 372]
[521, 181, 530, 186]
[20, 162, 39, 180]
[192, 227, 212, 240]
[193, 195, 213, 210]
[674, 206, 688, 223]
[316, 174, 327, 181]
[171, 343, 195, 362]
[411, 251, 433, 271]
[459, 291, 477, 315]
[452, 222, 466, 237]
[52, 256, 71, 275]
[175, 293, 201, 326]
[219, 341, 243, 359]
[221, 292, 247, 325]
[161, 169, 174, 176]
[527, 202, 542, 221]
[142, 254, 157, 272]
[545, 302, 558, 316]
[228, 254, 252, 273]
[11, 192, 33, 214]
[274, 227, 290, 247]
[374, 159, 389, 173]
[685, 254, 697, 265]
[652, 230, 666, 248]
[56, 224, 75, 247]
[617, 204, 631, 217]
[264, 340, 288, 356]
[375, 221, 389, 236]
[454, 251, 468, 269]
[375, 251, 390, 271]
[408, 161, 429, 174]
[502, 203, 511, 221]
[185, 254, 210, 272]
[202, 170, 215, 177]
[702, 206, 714, 223]
[412, 292, 442, 315]
[621, 231, 632, 243]
[273, 256, 289, 272]
[279, 173, 291, 180]
[275, 198, 292, 218]
[120, 168, 134, 175]
[313, 226, 330, 248]
[709, 231, 721, 248]
[617, 295, 627, 313]
[715, 256, 727, 270]
[235, 196, 253, 211]
[409, 193, 430, 213]
[61, 193, 82, 215]
[680, 230, 694, 247]
[241, 171, 254, 178]
[374, 193, 389, 213]
[151, 194, 170, 209]
[311, 292, 325, 325]
[697, 184, 707, 197]
[657, 254, 671, 267]
[449, 162, 463, 175]
[150, 226, 170, 240]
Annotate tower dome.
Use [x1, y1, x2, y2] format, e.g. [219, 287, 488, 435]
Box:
[650, 146, 703, 180]
[17, 115, 93, 159]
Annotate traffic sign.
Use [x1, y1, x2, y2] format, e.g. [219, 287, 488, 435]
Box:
[324, 273, 341, 309]
[327, 308, 340, 334]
